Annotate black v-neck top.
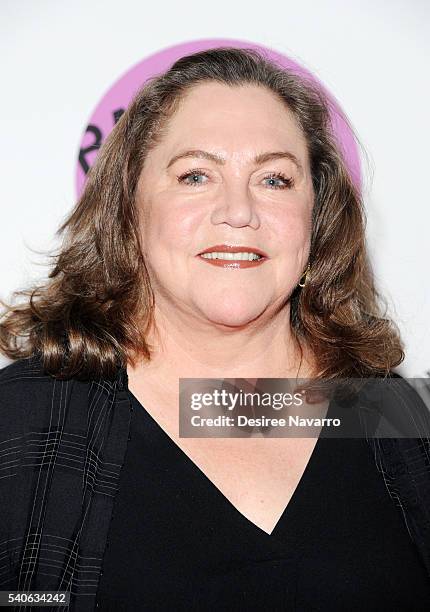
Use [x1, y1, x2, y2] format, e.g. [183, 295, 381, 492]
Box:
[95, 390, 430, 611]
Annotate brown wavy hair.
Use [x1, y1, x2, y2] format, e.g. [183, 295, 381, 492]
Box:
[0, 46, 404, 381]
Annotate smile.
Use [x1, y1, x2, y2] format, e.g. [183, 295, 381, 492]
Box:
[197, 252, 268, 269]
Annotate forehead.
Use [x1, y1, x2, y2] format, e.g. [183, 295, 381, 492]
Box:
[158, 82, 308, 157]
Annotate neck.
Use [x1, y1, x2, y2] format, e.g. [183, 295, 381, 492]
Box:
[128, 301, 315, 391]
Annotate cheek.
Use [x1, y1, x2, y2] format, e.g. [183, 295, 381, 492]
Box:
[272, 202, 313, 248]
[143, 195, 199, 254]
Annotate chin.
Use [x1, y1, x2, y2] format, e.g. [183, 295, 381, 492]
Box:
[197, 303, 268, 329]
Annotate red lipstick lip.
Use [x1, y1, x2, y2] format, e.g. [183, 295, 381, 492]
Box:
[197, 244, 269, 258]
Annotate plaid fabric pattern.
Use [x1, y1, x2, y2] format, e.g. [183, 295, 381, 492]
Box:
[0, 355, 132, 611]
[0, 355, 430, 611]
[358, 376, 430, 577]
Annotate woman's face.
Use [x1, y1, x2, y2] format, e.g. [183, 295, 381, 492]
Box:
[136, 82, 314, 328]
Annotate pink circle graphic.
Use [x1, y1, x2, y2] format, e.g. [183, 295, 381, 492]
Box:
[76, 38, 361, 196]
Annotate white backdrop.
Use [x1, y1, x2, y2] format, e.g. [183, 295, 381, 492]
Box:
[1, 0, 429, 376]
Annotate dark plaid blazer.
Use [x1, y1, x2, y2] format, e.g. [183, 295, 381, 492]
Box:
[1, 355, 430, 611]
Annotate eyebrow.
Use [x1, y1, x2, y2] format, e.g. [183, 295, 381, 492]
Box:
[166, 149, 303, 173]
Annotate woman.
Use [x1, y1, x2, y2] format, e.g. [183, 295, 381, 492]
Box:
[1, 47, 429, 610]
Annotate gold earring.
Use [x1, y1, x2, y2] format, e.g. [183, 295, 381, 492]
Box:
[298, 263, 311, 288]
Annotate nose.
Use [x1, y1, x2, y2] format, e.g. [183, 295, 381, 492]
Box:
[210, 181, 260, 229]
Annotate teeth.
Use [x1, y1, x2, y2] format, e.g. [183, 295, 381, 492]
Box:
[200, 252, 262, 261]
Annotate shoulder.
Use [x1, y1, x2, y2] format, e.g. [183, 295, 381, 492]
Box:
[0, 355, 118, 420]
[0, 355, 56, 400]
[0, 356, 59, 427]
[0, 354, 53, 385]
[361, 371, 430, 438]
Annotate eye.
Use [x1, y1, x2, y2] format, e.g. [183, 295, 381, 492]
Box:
[176, 168, 210, 187]
[262, 172, 294, 190]
[176, 168, 295, 189]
